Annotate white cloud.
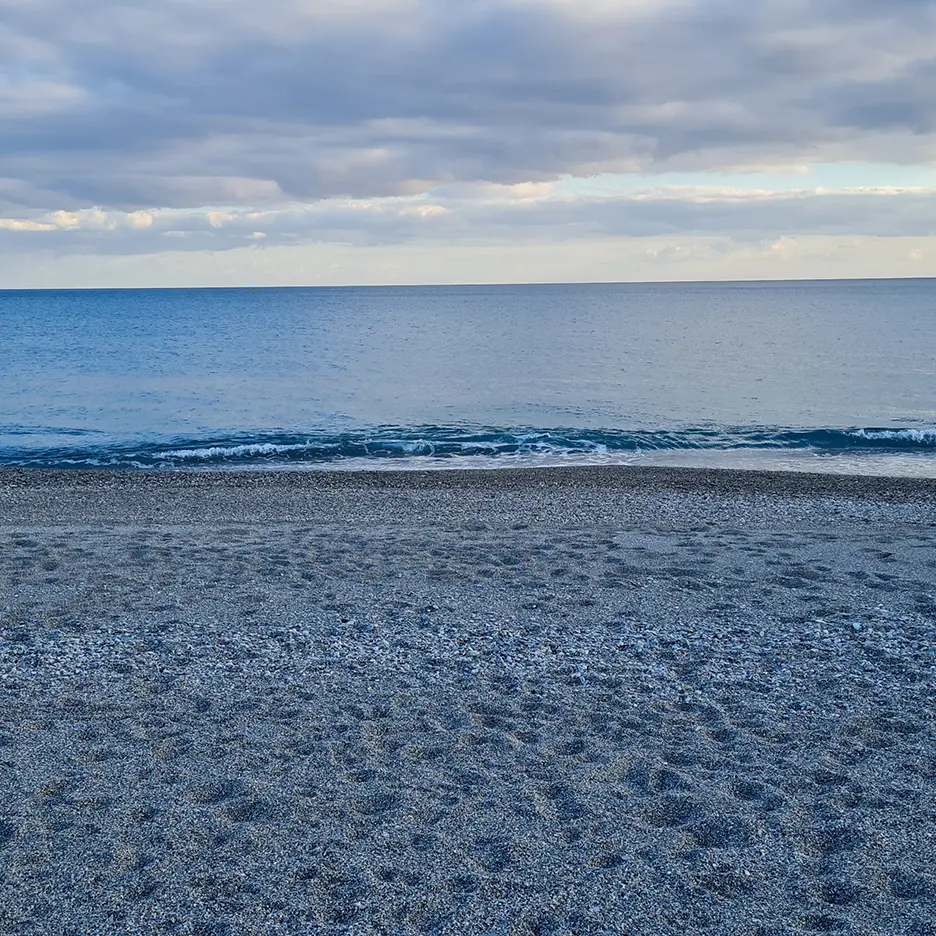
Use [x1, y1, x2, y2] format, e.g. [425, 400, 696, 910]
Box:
[397, 204, 450, 218]
[206, 210, 234, 228]
[126, 210, 154, 229]
[3, 184, 936, 260]
[0, 217, 57, 231]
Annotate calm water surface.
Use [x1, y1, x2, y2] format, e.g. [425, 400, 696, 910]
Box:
[1, 280, 934, 473]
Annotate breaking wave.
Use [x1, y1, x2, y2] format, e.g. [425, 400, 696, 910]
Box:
[1, 424, 934, 470]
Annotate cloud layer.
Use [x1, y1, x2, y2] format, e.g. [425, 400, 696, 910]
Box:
[4, 185, 936, 256]
[3, 0, 936, 210]
[1, 0, 935, 278]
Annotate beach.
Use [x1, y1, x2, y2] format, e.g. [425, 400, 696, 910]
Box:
[1, 466, 934, 935]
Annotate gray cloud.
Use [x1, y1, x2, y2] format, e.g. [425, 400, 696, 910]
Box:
[1, 0, 935, 214]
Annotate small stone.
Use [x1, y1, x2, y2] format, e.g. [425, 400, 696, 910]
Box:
[851, 622, 862, 632]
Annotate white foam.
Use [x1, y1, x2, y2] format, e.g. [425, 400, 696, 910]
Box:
[158, 441, 339, 460]
[846, 427, 936, 444]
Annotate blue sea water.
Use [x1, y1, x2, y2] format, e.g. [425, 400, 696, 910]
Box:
[1, 279, 934, 474]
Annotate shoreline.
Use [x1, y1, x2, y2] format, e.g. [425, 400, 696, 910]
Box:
[5, 462, 936, 498]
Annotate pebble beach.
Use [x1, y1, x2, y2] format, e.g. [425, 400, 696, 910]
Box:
[1, 466, 934, 935]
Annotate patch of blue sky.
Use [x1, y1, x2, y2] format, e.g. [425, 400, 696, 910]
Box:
[558, 163, 936, 196]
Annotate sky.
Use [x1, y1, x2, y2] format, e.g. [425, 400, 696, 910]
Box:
[2, 0, 936, 287]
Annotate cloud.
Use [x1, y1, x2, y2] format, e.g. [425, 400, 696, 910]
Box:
[1, 0, 935, 217]
[0, 217, 57, 232]
[4, 185, 936, 259]
[4, 233, 934, 291]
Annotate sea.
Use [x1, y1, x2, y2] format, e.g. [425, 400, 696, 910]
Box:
[1, 279, 934, 475]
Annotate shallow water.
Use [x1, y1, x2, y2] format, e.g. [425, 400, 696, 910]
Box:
[1, 279, 934, 473]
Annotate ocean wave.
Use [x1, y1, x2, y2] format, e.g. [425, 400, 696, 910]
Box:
[846, 427, 936, 443]
[159, 441, 342, 460]
[0, 424, 934, 470]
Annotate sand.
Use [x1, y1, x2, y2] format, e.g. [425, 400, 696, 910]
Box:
[0, 466, 934, 936]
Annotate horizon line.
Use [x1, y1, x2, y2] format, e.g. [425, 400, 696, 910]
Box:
[1, 274, 934, 292]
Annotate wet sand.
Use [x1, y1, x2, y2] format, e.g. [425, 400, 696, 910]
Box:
[1, 467, 934, 935]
